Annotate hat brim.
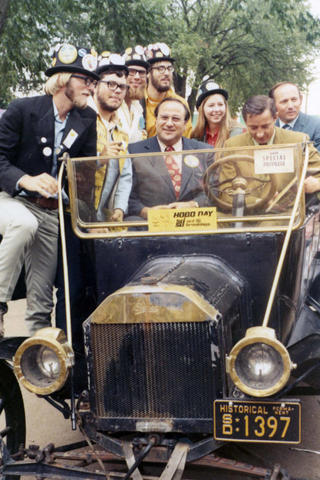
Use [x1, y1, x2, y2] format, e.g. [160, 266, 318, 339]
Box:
[126, 59, 149, 70]
[148, 56, 175, 65]
[96, 65, 129, 76]
[45, 65, 100, 81]
[196, 89, 229, 109]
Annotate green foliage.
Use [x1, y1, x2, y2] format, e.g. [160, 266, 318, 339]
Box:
[0, 0, 319, 113]
[163, 0, 320, 113]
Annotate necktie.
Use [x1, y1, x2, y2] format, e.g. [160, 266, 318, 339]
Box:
[164, 146, 181, 199]
[283, 124, 292, 130]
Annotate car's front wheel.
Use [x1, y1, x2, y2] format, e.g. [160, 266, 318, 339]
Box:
[0, 360, 26, 480]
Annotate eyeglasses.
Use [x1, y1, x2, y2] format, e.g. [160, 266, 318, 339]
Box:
[71, 74, 98, 88]
[99, 80, 129, 92]
[151, 65, 174, 74]
[128, 68, 147, 77]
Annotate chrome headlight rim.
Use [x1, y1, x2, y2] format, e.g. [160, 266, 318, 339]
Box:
[226, 326, 293, 397]
[13, 327, 74, 395]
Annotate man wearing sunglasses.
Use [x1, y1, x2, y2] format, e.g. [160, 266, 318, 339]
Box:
[144, 43, 192, 139]
[118, 45, 149, 142]
[0, 44, 98, 336]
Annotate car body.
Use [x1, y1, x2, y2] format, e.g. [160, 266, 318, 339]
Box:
[1, 142, 320, 479]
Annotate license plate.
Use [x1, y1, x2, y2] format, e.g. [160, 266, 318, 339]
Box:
[214, 399, 301, 444]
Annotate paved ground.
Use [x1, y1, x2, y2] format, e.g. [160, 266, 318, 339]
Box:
[4, 299, 320, 479]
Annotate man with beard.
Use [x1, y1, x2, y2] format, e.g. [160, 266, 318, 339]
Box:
[89, 53, 132, 222]
[0, 43, 98, 336]
[144, 43, 192, 138]
[118, 45, 148, 142]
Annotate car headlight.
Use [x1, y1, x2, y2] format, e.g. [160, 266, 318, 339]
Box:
[226, 326, 295, 397]
[13, 328, 74, 395]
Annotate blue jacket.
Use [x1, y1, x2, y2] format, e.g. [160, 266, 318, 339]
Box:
[276, 112, 320, 152]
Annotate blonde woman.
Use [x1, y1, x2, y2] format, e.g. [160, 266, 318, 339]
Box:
[191, 80, 244, 148]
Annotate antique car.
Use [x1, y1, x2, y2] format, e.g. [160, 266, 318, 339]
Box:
[1, 142, 320, 479]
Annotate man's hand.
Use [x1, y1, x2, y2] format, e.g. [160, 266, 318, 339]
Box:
[304, 175, 320, 194]
[18, 173, 58, 197]
[111, 208, 124, 222]
[99, 141, 124, 164]
[140, 201, 199, 219]
[140, 205, 172, 219]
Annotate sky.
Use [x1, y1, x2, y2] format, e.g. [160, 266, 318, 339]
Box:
[304, 1, 320, 115]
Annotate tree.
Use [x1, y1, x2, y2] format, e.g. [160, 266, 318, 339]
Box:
[163, 0, 320, 113]
[0, 0, 319, 113]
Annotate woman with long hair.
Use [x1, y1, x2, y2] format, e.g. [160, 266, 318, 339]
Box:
[191, 80, 244, 147]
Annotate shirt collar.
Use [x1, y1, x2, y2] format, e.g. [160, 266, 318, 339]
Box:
[53, 99, 69, 124]
[278, 115, 298, 129]
[157, 137, 183, 152]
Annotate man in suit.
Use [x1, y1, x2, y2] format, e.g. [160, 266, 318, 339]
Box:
[220, 95, 320, 212]
[269, 82, 320, 151]
[0, 43, 98, 335]
[128, 97, 213, 219]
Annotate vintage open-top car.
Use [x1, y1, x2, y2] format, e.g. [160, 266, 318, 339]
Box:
[1, 141, 320, 479]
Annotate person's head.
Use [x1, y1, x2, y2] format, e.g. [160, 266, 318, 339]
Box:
[45, 44, 99, 109]
[269, 82, 302, 124]
[145, 43, 175, 93]
[196, 80, 229, 127]
[242, 95, 277, 145]
[123, 46, 149, 100]
[191, 80, 233, 147]
[155, 97, 190, 146]
[95, 69, 128, 113]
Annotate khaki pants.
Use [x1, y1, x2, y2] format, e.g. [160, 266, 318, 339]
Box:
[0, 192, 58, 334]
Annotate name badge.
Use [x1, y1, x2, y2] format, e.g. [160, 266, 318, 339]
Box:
[63, 129, 79, 149]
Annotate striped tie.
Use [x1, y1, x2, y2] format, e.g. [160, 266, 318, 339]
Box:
[282, 124, 292, 130]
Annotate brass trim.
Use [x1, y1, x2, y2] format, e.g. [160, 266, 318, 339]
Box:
[262, 143, 309, 328]
[226, 326, 294, 397]
[67, 143, 305, 240]
[90, 284, 220, 324]
[58, 156, 73, 346]
[13, 327, 74, 395]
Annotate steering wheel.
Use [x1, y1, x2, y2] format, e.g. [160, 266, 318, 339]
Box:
[204, 154, 277, 213]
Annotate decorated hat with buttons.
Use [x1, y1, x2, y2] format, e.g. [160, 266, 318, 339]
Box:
[96, 52, 129, 76]
[145, 42, 175, 65]
[45, 44, 99, 80]
[196, 78, 228, 109]
[123, 45, 149, 69]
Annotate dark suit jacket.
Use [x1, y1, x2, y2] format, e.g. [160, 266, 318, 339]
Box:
[276, 112, 320, 152]
[127, 136, 213, 216]
[0, 95, 97, 196]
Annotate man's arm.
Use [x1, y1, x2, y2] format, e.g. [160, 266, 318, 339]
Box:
[112, 157, 133, 215]
[305, 142, 320, 193]
[0, 100, 30, 195]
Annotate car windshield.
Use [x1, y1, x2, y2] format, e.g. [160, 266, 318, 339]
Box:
[66, 142, 309, 238]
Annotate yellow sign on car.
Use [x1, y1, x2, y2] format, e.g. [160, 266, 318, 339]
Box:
[148, 207, 217, 233]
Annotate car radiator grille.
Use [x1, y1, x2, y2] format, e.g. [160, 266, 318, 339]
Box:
[91, 322, 216, 419]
